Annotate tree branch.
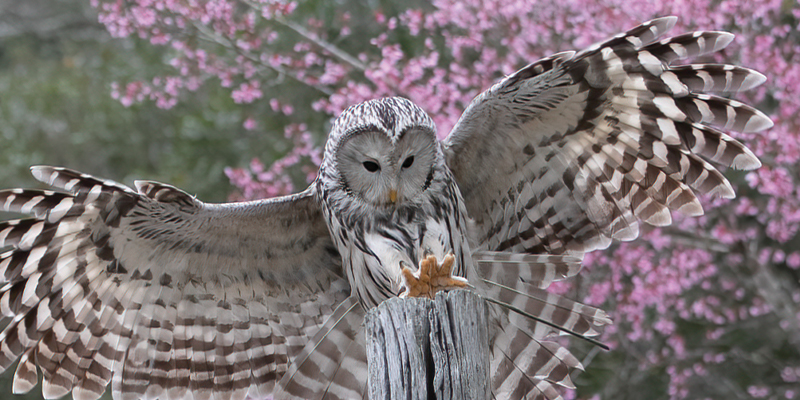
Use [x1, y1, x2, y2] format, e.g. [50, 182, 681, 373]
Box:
[272, 17, 368, 72]
[190, 21, 334, 96]
[241, 1, 368, 72]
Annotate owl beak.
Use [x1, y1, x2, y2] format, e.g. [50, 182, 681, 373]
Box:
[389, 189, 398, 203]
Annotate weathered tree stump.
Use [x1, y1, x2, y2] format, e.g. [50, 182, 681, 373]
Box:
[365, 289, 490, 400]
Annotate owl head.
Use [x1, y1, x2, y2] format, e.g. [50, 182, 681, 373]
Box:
[320, 97, 440, 207]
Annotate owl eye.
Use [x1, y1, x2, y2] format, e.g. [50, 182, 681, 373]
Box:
[362, 161, 380, 172]
[401, 156, 415, 169]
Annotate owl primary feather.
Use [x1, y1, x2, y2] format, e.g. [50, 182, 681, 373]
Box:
[0, 17, 771, 400]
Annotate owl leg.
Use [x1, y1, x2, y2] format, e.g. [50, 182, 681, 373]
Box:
[399, 253, 470, 299]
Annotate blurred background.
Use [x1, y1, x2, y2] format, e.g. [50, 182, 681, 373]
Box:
[0, 0, 282, 202]
[0, 0, 798, 399]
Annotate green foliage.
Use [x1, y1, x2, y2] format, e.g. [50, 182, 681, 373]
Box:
[0, 21, 302, 203]
[0, 15, 291, 399]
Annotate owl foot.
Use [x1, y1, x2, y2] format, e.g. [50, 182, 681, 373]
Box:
[399, 253, 470, 299]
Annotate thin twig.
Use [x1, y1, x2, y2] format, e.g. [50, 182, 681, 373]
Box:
[743, 240, 800, 346]
[657, 226, 731, 252]
[190, 21, 333, 96]
[242, 0, 367, 72]
[273, 17, 368, 71]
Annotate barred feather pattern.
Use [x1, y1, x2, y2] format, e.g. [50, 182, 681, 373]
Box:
[275, 296, 368, 400]
[445, 16, 771, 257]
[0, 17, 770, 400]
[474, 251, 610, 399]
[0, 166, 350, 400]
[442, 16, 769, 399]
[315, 97, 613, 400]
[474, 251, 583, 289]
[316, 97, 478, 310]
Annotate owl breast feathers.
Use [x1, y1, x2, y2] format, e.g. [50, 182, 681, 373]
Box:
[0, 17, 770, 400]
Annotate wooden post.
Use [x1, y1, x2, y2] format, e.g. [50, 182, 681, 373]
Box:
[364, 290, 490, 400]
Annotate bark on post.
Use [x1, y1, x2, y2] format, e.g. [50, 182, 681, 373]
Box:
[365, 289, 490, 400]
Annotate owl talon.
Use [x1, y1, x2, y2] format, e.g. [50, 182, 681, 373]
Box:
[399, 253, 470, 299]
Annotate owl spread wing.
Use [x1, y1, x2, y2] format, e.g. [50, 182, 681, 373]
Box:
[0, 166, 357, 400]
[443, 17, 772, 255]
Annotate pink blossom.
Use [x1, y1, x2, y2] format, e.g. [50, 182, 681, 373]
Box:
[243, 118, 257, 130]
[232, 81, 263, 104]
[788, 253, 800, 269]
[90, 1, 797, 398]
[748, 386, 770, 398]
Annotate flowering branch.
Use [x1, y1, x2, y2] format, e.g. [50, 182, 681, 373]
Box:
[273, 17, 367, 71]
[243, 0, 369, 74]
[90, 1, 799, 398]
[190, 20, 334, 96]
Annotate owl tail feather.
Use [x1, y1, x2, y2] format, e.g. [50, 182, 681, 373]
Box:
[473, 251, 611, 344]
[275, 295, 368, 400]
[474, 251, 611, 398]
[491, 324, 579, 399]
[484, 294, 608, 350]
[474, 251, 584, 288]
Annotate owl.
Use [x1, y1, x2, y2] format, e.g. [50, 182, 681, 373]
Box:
[0, 17, 770, 400]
